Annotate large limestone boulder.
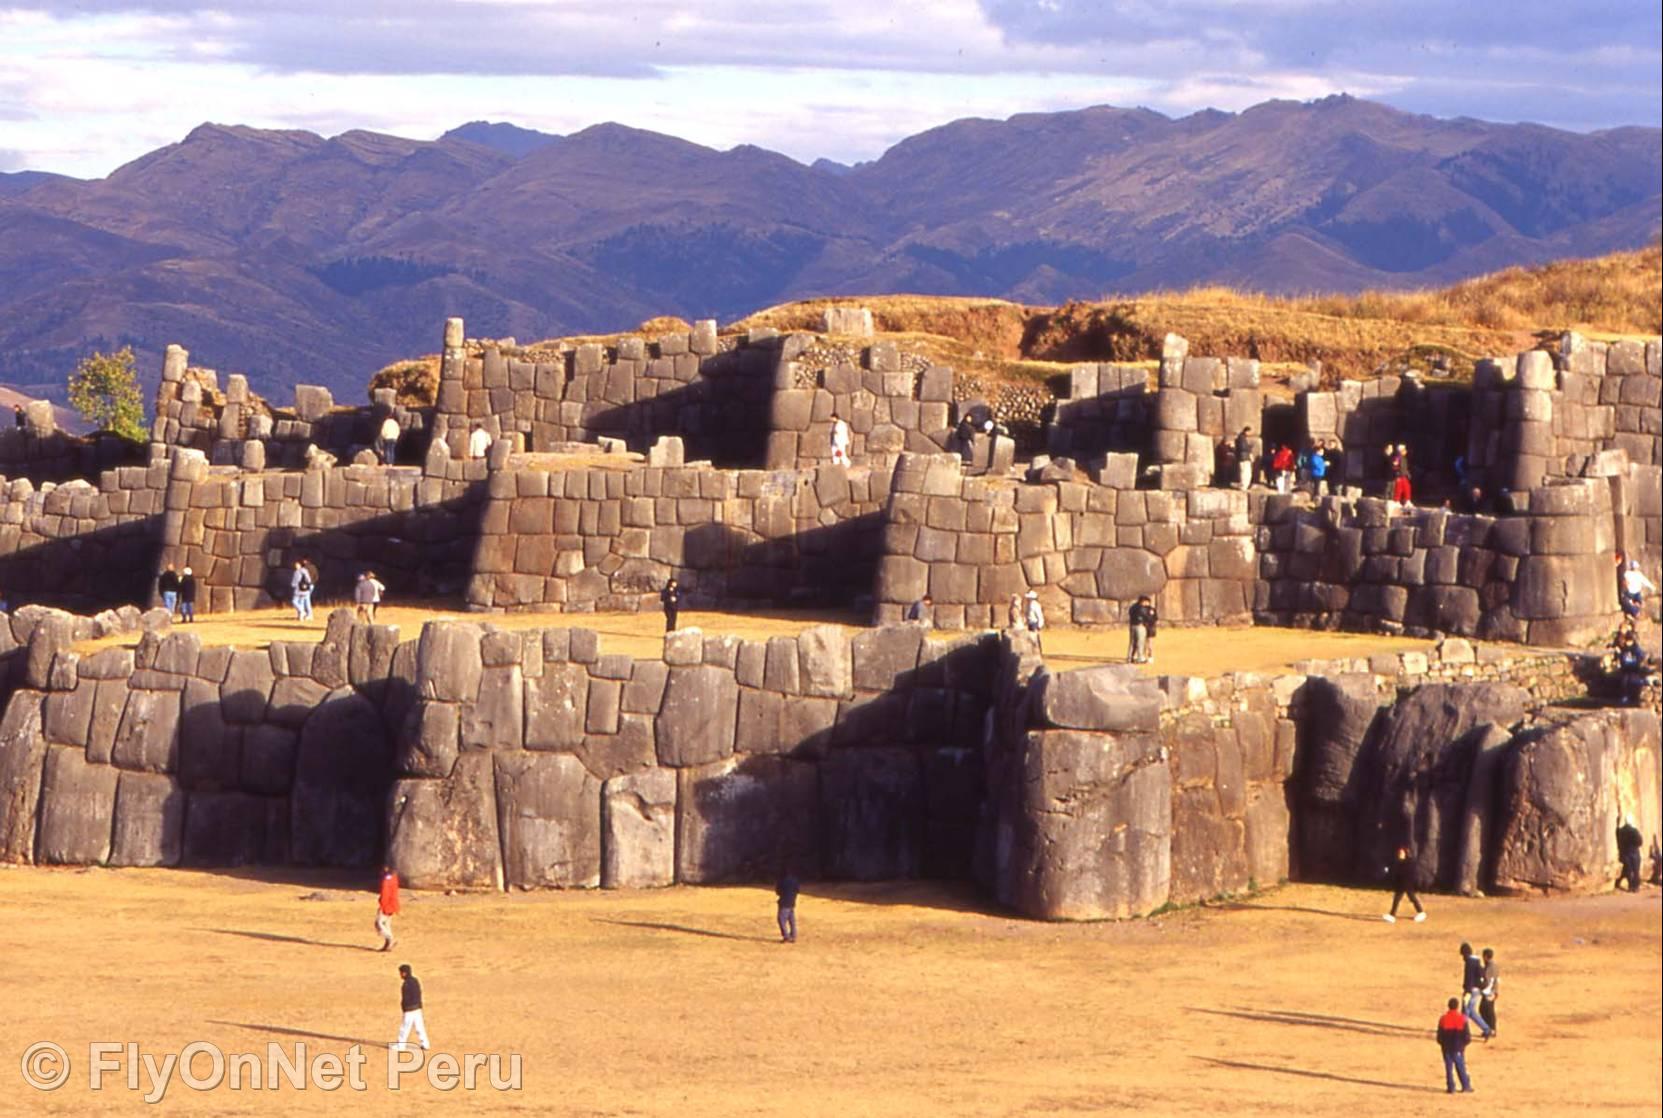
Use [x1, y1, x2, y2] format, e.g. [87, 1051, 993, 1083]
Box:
[602, 768, 677, 888]
[819, 749, 924, 880]
[415, 622, 485, 702]
[386, 754, 502, 889]
[110, 689, 182, 773]
[1033, 665, 1161, 732]
[493, 752, 601, 889]
[183, 791, 277, 866]
[655, 665, 739, 767]
[289, 688, 391, 867]
[35, 746, 118, 864]
[0, 694, 48, 861]
[109, 772, 185, 866]
[1008, 729, 1171, 920]
[675, 755, 820, 883]
[524, 663, 589, 752]
[1294, 674, 1381, 879]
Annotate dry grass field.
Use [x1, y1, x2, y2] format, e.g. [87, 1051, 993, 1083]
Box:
[74, 604, 1432, 677]
[1, 868, 1657, 1116]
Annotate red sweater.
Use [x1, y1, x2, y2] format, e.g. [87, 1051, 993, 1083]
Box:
[379, 873, 401, 916]
[1437, 1009, 1471, 1053]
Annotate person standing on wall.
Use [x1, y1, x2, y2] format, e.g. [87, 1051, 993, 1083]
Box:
[1460, 942, 1494, 1039]
[1308, 441, 1330, 497]
[291, 558, 314, 622]
[1382, 844, 1426, 922]
[905, 594, 933, 628]
[157, 564, 181, 617]
[376, 865, 401, 952]
[1389, 443, 1413, 508]
[1128, 595, 1158, 664]
[1271, 443, 1295, 494]
[1233, 427, 1255, 491]
[829, 412, 851, 466]
[660, 578, 680, 633]
[1620, 560, 1656, 620]
[395, 965, 430, 1051]
[775, 867, 800, 943]
[1437, 996, 1474, 1094]
[12, 403, 23, 428]
[178, 566, 198, 623]
[377, 413, 401, 465]
[467, 423, 493, 460]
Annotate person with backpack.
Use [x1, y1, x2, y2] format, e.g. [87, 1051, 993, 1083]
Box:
[1437, 997, 1474, 1094]
[290, 558, 314, 621]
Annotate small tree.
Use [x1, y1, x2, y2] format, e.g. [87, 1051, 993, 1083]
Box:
[67, 346, 146, 442]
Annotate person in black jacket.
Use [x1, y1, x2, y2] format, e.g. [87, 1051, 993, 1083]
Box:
[1382, 845, 1425, 923]
[660, 578, 680, 633]
[157, 565, 181, 617]
[1616, 818, 1644, 892]
[1127, 596, 1158, 664]
[1459, 942, 1493, 1039]
[775, 869, 800, 943]
[178, 566, 198, 623]
[395, 964, 429, 1051]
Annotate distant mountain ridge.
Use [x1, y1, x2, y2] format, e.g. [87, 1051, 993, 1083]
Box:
[0, 97, 1656, 400]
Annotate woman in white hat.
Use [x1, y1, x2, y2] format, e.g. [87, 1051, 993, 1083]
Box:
[1023, 590, 1044, 633]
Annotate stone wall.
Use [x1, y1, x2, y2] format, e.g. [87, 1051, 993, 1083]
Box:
[0, 464, 168, 610]
[1145, 335, 1263, 489]
[1046, 362, 1152, 462]
[1300, 375, 1470, 494]
[872, 452, 1258, 630]
[0, 420, 145, 487]
[465, 455, 892, 612]
[765, 336, 959, 469]
[430, 319, 776, 467]
[1256, 478, 1621, 645]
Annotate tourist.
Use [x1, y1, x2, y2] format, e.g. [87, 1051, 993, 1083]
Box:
[1614, 628, 1652, 706]
[1007, 594, 1023, 629]
[1460, 942, 1493, 1039]
[12, 403, 23, 428]
[1308, 441, 1330, 497]
[1478, 948, 1500, 1038]
[468, 423, 493, 460]
[290, 559, 314, 621]
[1382, 844, 1426, 922]
[1620, 560, 1655, 619]
[1437, 996, 1474, 1094]
[1023, 590, 1044, 633]
[1232, 428, 1255, 490]
[1389, 443, 1413, 508]
[178, 566, 198, 623]
[1648, 834, 1662, 887]
[1271, 443, 1294, 494]
[157, 564, 181, 617]
[355, 570, 386, 624]
[1215, 438, 1237, 489]
[829, 412, 851, 466]
[905, 594, 933, 627]
[377, 414, 401, 464]
[376, 865, 400, 952]
[395, 964, 430, 1051]
[1128, 595, 1157, 664]
[775, 868, 800, 943]
[660, 578, 680, 633]
[1616, 818, 1644, 892]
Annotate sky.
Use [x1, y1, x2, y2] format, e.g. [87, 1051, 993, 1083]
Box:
[2, 0, 1659, 177]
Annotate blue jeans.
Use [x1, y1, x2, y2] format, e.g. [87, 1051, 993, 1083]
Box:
[1442, 1049, 1471, 1092]
[294, 589, 313, 620]
[180, 601, 194, 622]
[777, 907, 796, 941]
[161, 590, 177, 614]
[1464, 991, 1492, 1036]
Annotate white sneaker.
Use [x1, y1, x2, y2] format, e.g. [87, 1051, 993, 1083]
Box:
[1414, 912, 1427, 922]
[1382, 913, 1396, 923]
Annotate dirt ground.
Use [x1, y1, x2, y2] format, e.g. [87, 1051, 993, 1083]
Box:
[75, 603, 1431, 676]
[0, 868, 1657, 1116]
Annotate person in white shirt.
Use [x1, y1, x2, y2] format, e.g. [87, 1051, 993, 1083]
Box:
[1621, 560, 1656, 619]
[1023, 590, 1044, 633]
[377, 415, 401, 464]
[829, 413, 851, 466]
[467, 424, 493, 460]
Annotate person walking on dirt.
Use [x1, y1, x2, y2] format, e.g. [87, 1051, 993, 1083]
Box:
[1437, 996, 1474, 1094]
[660, 578, 680, 633]
[291, 559, 314, 621]
[1460, 942, 1493, 1039]
[396, 964, 430, 1051]
[157, 564, 180, 617]
[1617, 818, 1644, 892]
[178, 566, 198, 623]
[355, 570, 386, 624]
[1478, 948, 1500, 1038]
[1128, 595, 1158, 664]
[376, 865, 400, 952]
[1023, 590, 1045, 633]
[1382, 845, 1426, 922]
[776, 869, 800, 943]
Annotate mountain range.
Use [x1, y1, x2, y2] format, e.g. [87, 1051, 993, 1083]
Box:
[1, 95, 1657, 402]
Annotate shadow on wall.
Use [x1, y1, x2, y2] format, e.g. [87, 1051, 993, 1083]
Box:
[265, 490, 489, 607]
[680, 511, 886, 607]
[0, 514, 162, 613]
[583, 362, 774, 468]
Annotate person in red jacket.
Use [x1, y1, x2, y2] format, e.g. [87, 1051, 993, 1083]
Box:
[376, 865, 401, 951]
[1438, 997, 1474, 1093]
[1271, 443, 1295, 494]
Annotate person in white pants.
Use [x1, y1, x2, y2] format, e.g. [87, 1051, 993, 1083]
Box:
[396, 964, 430, 1050]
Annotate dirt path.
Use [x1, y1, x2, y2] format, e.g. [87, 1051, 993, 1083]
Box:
[1, 869, 1656, 1116]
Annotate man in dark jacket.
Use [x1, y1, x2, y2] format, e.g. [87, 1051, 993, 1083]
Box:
[1460, 942, 1493, 1038]
[396, 964, 429, 1051]
[157, 564, 181, 617]
[1437, 997, 1474, 1093]
[1382, 845, 1425, 922]
[660, 578, 680, 633]
[1127, 596, 1158, 664]
[178, 566, 198, 623]
[775, 869, 800, 943]
[1616, 819, 1644, 891]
